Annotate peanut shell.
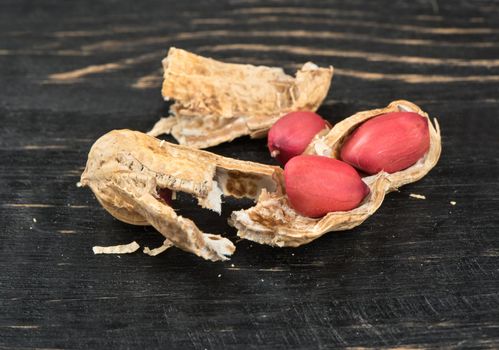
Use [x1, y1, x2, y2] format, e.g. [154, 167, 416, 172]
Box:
[147, 47, 333, 148]
[80, 129, 283, 261]
[229, 100, 441, 247]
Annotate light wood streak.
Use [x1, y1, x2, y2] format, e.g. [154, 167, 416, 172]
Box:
[131, 69, 162, 89]
[48, 52, 160, 81]
[3, 204, 89, 209]
[335, 68, 499, 83]
[22, 145, 67, 150]
[52, 25, 164, 38]
[228, 6, 381, 18]
[0, 49, 90, 56]
[3, 204, 55, 208]
[192, 16, 498, 35]
[200, 43, 499, 67]
[415, 15, 445, 21]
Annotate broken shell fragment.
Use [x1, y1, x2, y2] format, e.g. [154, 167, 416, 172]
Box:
[80, 129, 282, 261]
[147, 47, 333, 148]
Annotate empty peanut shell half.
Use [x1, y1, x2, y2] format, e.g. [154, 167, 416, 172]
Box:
[80, 130, 282, 261]
[229, 100, 441, 247]
[147, 47, 334, 148]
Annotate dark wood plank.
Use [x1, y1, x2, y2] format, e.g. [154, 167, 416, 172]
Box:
[1, 0, 499, 348]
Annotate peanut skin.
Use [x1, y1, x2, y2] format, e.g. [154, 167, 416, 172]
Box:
[158, 188, 173, 206]
[284, 155, 370, 218]
[340, 112, 430, 174]
[268, 111, 329, 165]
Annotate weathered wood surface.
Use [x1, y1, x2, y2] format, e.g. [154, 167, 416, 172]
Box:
[1, 0, 498, 348]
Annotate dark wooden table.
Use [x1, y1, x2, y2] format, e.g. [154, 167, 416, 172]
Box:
[1, 0, 499, 348]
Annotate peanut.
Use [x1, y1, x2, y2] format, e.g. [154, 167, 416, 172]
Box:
[340, 112, 430, 174]
[284, 155, 369, 218]
[268, 111, 329, 165]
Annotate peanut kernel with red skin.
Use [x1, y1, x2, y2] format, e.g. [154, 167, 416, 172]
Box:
[268, 111, 329, 165]
[340, 112, 430, 175]
[284, 155, 370, 218]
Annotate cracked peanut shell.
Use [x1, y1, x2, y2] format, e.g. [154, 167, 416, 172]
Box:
[80, 129, 283, 261]
[229, 100, 441, 247]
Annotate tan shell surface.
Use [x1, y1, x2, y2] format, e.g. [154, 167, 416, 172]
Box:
[81, 130, 282, 261]
[229, 100, 442, 247]
[148, 47, 333, 148]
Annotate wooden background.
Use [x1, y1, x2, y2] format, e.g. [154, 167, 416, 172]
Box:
[1, 0, 499, 348]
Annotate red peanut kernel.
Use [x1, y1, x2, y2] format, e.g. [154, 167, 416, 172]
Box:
[268, 111, 329, 165]
[284, 155, 370, 218]
[341, 112, 430, 174]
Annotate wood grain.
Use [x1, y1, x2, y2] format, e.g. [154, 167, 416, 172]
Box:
[1, 0, 498, 348]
